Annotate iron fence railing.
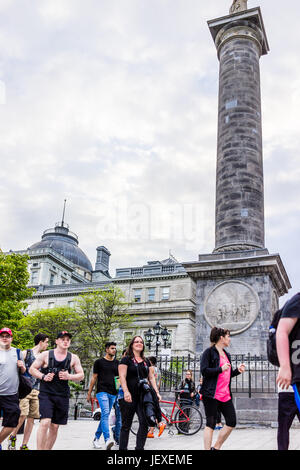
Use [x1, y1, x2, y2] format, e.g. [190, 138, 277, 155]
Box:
[157, 354, 279, 398]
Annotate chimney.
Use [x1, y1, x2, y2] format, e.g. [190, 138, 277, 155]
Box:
[95, 246, 111, 273]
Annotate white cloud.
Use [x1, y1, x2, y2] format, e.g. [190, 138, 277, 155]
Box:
[0, 0, 299, 302]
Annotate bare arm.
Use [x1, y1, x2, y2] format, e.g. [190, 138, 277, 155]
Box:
[86, 373, 98, 403]
[276, 317, 298, 389]
[148, 366, 161, 400]
[29, 351, 54, 382]
[118, 364, 132, 403]
[59, 354, 84, 382]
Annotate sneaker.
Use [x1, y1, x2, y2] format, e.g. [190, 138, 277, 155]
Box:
[147, 432, 154, 438]
[8, 435, 17, 450]
[158, 423, 166, 437]
[20, 445, 29, 450]
[105, 439, 114, 450]
[93, 438, 102, 449]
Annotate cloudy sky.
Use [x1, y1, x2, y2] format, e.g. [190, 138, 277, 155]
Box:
[0, 0, 299, 306]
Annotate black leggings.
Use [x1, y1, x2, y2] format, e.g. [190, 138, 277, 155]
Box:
[119, 397, 148, 450]
[202, 396, 236, 430]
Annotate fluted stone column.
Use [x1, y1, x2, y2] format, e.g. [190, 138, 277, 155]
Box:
[208, 10, 269, 252]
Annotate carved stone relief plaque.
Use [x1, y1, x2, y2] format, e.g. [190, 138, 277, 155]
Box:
[204, 281, 260, 335]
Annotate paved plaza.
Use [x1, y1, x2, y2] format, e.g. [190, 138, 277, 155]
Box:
[1, 418, 299, 451]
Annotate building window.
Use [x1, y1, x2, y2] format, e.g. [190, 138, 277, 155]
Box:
[50, 273, 55, 286]
[161, 286, 170, 301]
[48, 302, 55, 309]
[133, 289, 142, 303]
[68, 301, 74, 308]
[31, 271, 38, 284]
[61, 278, 67, 284]
[148, 287, 155, 302]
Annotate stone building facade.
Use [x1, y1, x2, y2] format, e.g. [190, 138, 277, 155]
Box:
[12, 220, 196, 356]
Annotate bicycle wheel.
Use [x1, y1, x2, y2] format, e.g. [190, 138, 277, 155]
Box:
[174, 405, 203, 435]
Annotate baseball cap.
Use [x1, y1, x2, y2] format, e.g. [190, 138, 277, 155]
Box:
[0, 327, 13, 337]
[56, 331, 72, 339]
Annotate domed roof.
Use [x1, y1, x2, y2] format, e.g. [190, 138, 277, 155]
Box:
[29, 223, 93, 272]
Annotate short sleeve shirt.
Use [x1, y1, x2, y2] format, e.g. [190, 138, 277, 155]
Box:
[0, 347, 19, 396]
[119, 356, 150, 398]
[281, 292, 300, 383]
[93, 358, 119, 395]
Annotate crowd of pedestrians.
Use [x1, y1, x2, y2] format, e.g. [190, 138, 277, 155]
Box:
[0, 290, 300, 451]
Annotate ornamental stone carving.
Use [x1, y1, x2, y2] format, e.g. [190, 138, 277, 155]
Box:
[204, 280, 260, 335]
[229, 0, 248, 14]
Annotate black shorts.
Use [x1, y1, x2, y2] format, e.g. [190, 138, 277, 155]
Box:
[202, 396, 236, 430]
[39, 392, 69, 425]
[0, 394, 20, 428]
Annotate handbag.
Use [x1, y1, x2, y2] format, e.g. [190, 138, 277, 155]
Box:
[16, 349, 33, 399]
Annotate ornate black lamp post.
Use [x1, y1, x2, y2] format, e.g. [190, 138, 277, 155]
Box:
[145, 322, 171, 356]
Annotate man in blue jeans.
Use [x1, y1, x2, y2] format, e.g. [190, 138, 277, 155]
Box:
[87, 342, 119, 450]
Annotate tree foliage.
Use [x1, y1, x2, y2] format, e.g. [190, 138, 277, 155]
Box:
[75, 285, 133, 365]
[20, 306, 80, 348]
[0, 252, 35, 335]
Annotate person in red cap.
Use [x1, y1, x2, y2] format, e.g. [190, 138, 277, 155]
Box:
[0, 328, 26, 451]
[29, 331, 84, 450]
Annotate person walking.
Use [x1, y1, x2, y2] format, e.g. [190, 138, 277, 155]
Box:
[0, 328, 26, 451]
[276, 292, 300, 449]
[147, 356, 164, 439]
[111, 348, 127, 447]
[277, 384, 300, 450]
[118, 336, 164, 450]
[87, 342, 119, 450]
[8, 333, 49, 450]
[200, 327, 245, 450]
[29, 331, 84, 450]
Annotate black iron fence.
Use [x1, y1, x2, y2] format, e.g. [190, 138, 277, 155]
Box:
[157, 355, 279, 398]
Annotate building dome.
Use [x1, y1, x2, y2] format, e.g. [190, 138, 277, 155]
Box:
[29, 222, 93, 272]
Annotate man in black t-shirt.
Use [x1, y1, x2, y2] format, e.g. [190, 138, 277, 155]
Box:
[277, 292, 300, 389]
[276, 292, 300, 449]
[87, 342, 119, 450]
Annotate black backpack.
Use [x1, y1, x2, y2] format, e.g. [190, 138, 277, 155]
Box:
[267, 309, 282, 367]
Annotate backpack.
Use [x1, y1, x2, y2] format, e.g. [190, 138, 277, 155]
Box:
[267, 309, 282, 366]
[16, 349, 33, 399]
[48, 349, 72, 373]
[267, 305, 299, 367]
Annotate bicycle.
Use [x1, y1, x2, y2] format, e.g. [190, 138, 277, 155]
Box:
[130, 398, 203, 436]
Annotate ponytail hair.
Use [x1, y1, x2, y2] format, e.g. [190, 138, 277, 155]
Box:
[210, 327, 230, 345]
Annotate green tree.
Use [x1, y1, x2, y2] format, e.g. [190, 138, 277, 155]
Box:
[0, 251, 34, 338]
[75, 286, 133, 366]
[20, 306, 80, 348]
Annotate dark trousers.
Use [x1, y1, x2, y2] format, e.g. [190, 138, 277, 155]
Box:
[119, 397, 148, 450]
[278, 392, 300, 450]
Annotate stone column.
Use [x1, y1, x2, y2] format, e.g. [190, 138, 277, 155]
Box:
[209, 11, 269, 252]
[182, 9, 291, 357]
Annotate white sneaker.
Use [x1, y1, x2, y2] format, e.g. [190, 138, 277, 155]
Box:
[93, 438, 102, 449]
[105, 439, 114, 450]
